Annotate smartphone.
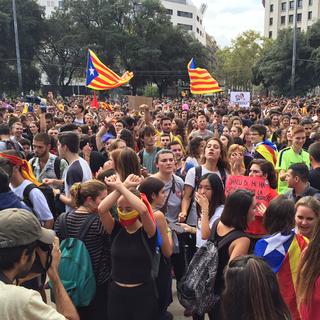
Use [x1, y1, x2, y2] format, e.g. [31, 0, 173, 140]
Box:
[169, 222, 186, 234]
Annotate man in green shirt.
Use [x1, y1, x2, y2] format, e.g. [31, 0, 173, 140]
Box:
[276, 125, 310, 194]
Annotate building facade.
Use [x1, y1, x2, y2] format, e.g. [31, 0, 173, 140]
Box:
[162, 0, 207, 45]
[263, 0, 320, 39]
[37, 0, 63, 16]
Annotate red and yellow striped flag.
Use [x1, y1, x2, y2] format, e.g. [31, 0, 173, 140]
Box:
[86, 49, 133, 91]
[278, 234, 309, 320]
[187, 58, 222, 94]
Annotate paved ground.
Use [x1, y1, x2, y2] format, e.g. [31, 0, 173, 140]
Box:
[47, 280, 208, 319]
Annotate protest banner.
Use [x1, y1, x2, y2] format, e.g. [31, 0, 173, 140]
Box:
[230, 91, 251, 108]
[225, 175, 275, 205]
[225, 175, 278, 235]
[127, 96, 153, 110]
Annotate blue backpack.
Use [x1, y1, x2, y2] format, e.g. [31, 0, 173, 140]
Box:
[51, 213, 97, 307]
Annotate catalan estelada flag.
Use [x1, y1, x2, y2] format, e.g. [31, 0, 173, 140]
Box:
[187, 58, 222, 94]
[255, 141, 278, 166]
[86, 49, 133, 90]
[278, 234, 308, 320]
[254, 231, 308, 320]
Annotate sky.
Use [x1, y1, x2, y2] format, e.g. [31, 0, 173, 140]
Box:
[193, 0, 265, 47]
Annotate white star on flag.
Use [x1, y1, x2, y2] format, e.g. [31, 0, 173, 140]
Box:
[89, 67, 95, 76]
[263, 233, 292, 256]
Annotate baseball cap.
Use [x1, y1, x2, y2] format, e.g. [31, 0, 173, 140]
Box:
[0, 208, 55, 248]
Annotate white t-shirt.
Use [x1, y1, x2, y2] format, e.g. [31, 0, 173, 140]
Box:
[185, 166, 224, 226]
[11, 180, 53, 222]
[196, 205, 224, 248]
[64, 157, 92, 212]
[0, 281, 65, 320]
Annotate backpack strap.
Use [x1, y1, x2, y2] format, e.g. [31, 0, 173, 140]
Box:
[54, 157, 61, 180]
[58, 212, 68, 239]
[140, 229, 159, 298]
[77, 214, 99, 241]
[23, 183, 37, 209]
[209, 219, 247, 249]
[186, 166, 202, 220]
[218, 167, 226, 187]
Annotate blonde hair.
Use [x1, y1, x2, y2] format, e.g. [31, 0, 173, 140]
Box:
[70, 180, 106, 208]
[295, 196, 320, 219]
[227, 144, 245, 176]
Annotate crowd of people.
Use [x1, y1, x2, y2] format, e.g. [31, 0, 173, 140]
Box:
[0, 93, 320, 320]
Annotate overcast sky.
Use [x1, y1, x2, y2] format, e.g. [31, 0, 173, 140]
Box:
[193, 0, 265, 47]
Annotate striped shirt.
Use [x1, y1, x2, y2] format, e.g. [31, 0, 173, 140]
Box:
[54, 212, 111, 286]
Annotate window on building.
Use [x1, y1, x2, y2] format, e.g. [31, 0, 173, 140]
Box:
[269, 17, 273, 25]
[166, 9, 173, 15]
[298, 0, 303, 8]
[197, 27, 199, 33]
[297, 13, 302, 22]
[281, 16, 286, 24]
[269, 31, 273, 38]
[308, 11, 312, 19]
[177, 11, 193, 18]
[309, 0, 313, 5]
[177, 23, 193, 31]
[58, 0, 63, 9]
[281, 2, 286, 11]
[289, 1, 294, 9]
[200, 20, 202, 25]
[197, 16, 199, 22]
[270, 4, 274, 12]
[289, 14, 294, 23]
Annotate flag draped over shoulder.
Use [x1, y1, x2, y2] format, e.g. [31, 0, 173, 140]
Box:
[187, 58, 222, 94]
[255, 140, 278, 166]
[254, 231, 308, 320]
[86, 49, 133, 90]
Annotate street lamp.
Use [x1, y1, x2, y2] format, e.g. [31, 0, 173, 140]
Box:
[12, 0, 22, 90]
[291, 0, 297, 97]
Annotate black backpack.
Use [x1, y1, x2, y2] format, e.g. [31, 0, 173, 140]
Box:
[23, 183, 58, 219]
[177, 220, 245, 315]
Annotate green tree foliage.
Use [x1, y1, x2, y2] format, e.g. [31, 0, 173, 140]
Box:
[252, 26, 318, 96]
[216, 31, 269, 91]
[0, 0, 45, 93]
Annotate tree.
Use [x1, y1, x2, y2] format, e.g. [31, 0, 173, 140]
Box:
[216, 31, 270, 91]
[0, 0, 45, 94]
[252, 29, 314, 96]
[36, 9, 86, 96]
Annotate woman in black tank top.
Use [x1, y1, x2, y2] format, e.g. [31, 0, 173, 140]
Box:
[193, 190, 254, 320]
[98, 174, 158, 320]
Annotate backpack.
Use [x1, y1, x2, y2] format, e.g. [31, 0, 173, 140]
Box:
[23, 183, 58, 219]
[30, 156, 61, 179]
[52, 212, 97, 307]
[177, 220, 245, 315]
[186, 166, 227, 220]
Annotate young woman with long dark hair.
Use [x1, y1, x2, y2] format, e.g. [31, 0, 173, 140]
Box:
[192, 189, 255, 320]
[139, 177, 173, 320]
[222, 255, 291, 320]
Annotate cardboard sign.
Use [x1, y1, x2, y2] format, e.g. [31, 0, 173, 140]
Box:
[230, 91, 250, 108]
[225, 176, 274, 205]
[127, 96, 153, 110]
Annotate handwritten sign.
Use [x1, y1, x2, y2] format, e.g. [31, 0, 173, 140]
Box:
[126, 96, 153, 110]
[225, 176, 278, 235]
[225, 175, 275, 205]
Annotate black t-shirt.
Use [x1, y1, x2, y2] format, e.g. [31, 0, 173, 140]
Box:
[309, 168, 320, 191]
[111, 221, 156, 284]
